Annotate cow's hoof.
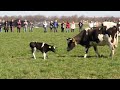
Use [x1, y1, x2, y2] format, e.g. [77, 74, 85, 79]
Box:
[100, 55, 104, 57]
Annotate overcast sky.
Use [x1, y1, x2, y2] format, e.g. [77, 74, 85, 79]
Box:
[0, 11, 120, 17]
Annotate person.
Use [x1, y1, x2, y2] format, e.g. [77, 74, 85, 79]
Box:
[17, 19, 21, 33]
[23, 19, 28, 32]
[43, 20, 47, 33]
[29, 22, 34, 32]
[50, 21, 54, 32]
[0, 19, 2, 32]
[89, 21, 94, 29]
[71, 21, 76, 32]
[9, 19, 14, 32]
[78, 21, 83, 32]
[93, 21, 97, 27]
[66, 21, 70, 32]
[61, 21, 65, 32]
[4, 20, 9, 33]
[53, 20, 59, 32]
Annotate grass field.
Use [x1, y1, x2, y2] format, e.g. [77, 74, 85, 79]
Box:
[0, 26, 120, 79]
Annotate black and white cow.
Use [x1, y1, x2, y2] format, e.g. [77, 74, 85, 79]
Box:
[29, 42, 56, 59]
[66, 25, 119, 58]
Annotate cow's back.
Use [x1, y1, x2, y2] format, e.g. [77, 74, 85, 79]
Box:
[30, 42, 42, 49]
[76, 30, 89, 46]
[30, 42, 36, 48]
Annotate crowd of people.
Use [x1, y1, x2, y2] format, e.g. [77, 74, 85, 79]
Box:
[0, 19, 84, 33]
[43, 20, 84, 33]
[2, 19, 118, 33]
[0, 19, 34, 33]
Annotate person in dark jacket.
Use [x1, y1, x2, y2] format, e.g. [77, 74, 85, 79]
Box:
[9, 19, 14, 32]
[4, 20, 9, 33]
[61, 21, 65, 32]
[78, 21, 83, 32]
[50, 21, 54, 32]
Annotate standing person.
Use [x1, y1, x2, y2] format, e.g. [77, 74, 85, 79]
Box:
[0, 23, 2, 32]
[61, 21, 65, 32]
[53, 20, 59, 33]
[1, 20, 5, 32]
[71, 21, 76, 32]
[89, 21, 94, 29]
[23, 19, 28, 32]
[93, 21, 97, 27]
[43, 20, 47, 33]
[66, 21, 70, 33]
[9, 19, 14, 32]
[78, 21, 83, 32]
[4, 20, 9, 33]
[29, 22, 34, 32]
[50, 21, 53, 32]
[0, 19, 2, 32]
[17, 19, 21, 33]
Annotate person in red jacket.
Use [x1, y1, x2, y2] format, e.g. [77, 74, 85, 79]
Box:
[17, 19, 21, 33]
[66, 21, 70, 32]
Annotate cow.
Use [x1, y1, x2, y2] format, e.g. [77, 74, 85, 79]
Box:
[29, 42, 56, 60]
[102, 21, 117, 29]
[102, 21, 119, 47]
[66, 25, 119, 58]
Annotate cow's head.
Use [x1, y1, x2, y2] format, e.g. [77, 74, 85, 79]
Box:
[49, 45, 56, 53]
[66, 38, 77, 51]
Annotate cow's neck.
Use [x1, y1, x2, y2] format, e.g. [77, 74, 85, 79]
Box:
[73, 34, 82, 44]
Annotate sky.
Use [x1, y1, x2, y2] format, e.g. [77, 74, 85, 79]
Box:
[0, 11, 120, 17]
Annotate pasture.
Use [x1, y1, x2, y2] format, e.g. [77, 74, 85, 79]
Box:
[0, 26, 120, 79]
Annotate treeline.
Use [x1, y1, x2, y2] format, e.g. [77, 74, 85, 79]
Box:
[0, 15, 119, 23]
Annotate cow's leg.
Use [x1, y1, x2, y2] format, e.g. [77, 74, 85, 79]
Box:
[106, 34, 115, 57]
[108, 44, 114, 57]
[93, 46, 101, 57]
[84, 47, 89, 58]
[43, 52, 47, 60]
[32, 47, 36, 59]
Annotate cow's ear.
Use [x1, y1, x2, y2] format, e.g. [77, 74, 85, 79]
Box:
[49, 46, 51, 48]
[72, 38, 76, 42]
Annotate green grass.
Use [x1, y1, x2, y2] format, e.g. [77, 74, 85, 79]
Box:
[0, 26, 120, 79]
